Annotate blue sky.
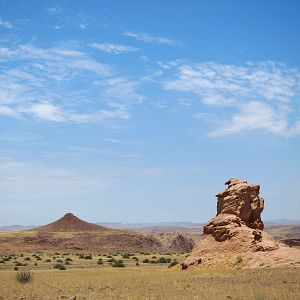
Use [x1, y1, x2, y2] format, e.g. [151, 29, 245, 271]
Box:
[0, 0, 300, 226]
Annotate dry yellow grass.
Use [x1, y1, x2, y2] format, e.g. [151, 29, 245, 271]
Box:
[0, 252, 299, 299]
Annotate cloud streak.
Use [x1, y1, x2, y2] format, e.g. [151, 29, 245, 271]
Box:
[90, 42, 138, 54]
[0, 18, 13, 29]
[163, 61, 300, 137]
[124, 31, 180, 46]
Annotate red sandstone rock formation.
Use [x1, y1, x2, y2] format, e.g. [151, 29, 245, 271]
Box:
[181, 179, 300, 269]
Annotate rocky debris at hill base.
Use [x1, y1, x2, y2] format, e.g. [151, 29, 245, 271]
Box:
[154, 232, 195, 252]
[181, 178, 300, 269]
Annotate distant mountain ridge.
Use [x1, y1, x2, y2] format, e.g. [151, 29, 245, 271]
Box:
[1, 219, 300, 232]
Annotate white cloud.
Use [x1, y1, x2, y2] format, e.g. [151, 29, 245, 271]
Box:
[163, 61, 299, 104]
[0, 18, 13, 29]
[0, 43, 144, 125]
[29, 103, 65, 122]
[104, 77, 145, 103]
[124, 31, 180, 46]
[208, 101, 293, 137]
[90, 42, 138, 54]
[104, 138, 137, 144]
[163, 61, 300, 137]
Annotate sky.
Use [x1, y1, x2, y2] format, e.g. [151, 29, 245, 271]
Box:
[0, 0, 300, 226]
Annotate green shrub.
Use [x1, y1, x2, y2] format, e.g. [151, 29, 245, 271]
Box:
[142, 259, 149, 263]
[122, 253, 130, 259]
[45, 259, 51, 262]
[157, 257, 167, 263]
[236, 256, 243, 264]
[53, 263, 66, 270]
[16, 271, 32, 284]
[14, 266, 19, 271]
[65, 257, 72, 262]
[112, 260, 125, 267]
[65, 261, 71, 265]
[97, 259, 103, 265]
[107, 258, 116, 263]
[84, 255, 92, 259]
[56, 259, 63, 263]
[24, 257, 31, 261]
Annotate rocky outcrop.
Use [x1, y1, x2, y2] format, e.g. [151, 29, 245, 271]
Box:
[181, 179, 300, 269]
[216, 178, 264, 230]
[202, 179, 265, 243]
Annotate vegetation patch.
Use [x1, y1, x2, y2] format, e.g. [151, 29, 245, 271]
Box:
[16, 271, 32, 284]
[53, 263, 66, 270]
[112, 260, 125, 268]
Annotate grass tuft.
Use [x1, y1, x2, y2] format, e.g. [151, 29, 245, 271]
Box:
[16, 271, 32, 284]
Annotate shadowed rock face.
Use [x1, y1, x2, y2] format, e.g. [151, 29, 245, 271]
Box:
[216, 178, 264, 230]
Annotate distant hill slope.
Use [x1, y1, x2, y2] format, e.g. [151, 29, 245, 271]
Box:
[0, 213, 195, 254]
[265, 225, 300, 240]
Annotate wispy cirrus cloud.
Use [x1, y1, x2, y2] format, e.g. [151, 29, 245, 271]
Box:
[46, 3, 91, 30]
[162, 61, 300, 137]
[90, 42, 138, 54]
[124, 31, 180, 46]
[0, 43, 144, 124]
[0, 18, 13, 29]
